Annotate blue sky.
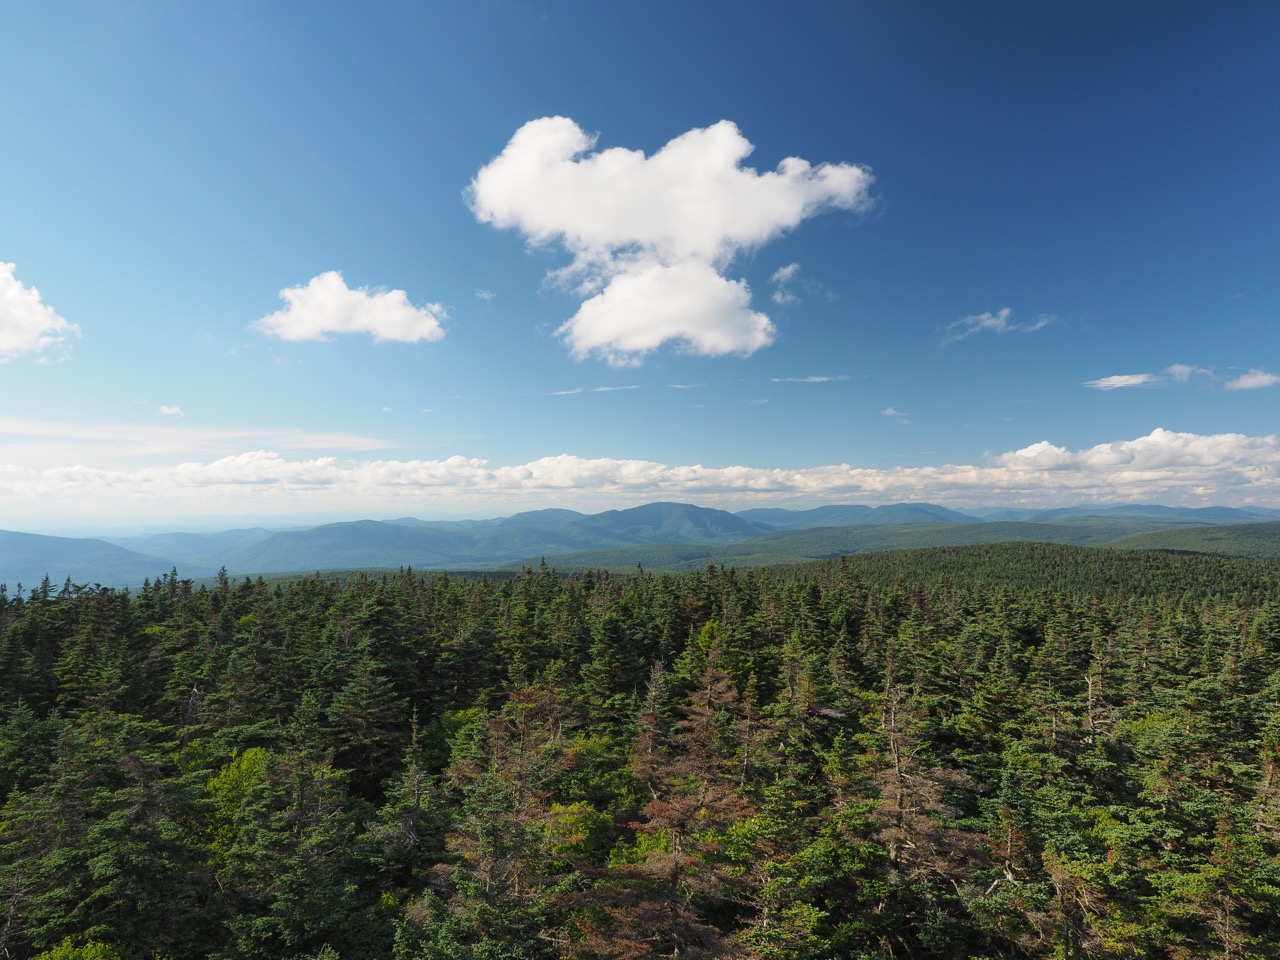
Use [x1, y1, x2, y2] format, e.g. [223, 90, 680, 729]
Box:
[2, 1, 1278, 531]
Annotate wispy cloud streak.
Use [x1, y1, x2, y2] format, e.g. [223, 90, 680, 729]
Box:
[942, 307, 1052, 344]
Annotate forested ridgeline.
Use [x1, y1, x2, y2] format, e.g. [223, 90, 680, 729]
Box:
[2, 549, 1280, 959]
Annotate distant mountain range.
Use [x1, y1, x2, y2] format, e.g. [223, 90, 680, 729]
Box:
[2, 501, 1279, 589]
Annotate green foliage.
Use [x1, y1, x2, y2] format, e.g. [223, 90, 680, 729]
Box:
[2, 549, 1280, 958]
[30, 939, 125, 960]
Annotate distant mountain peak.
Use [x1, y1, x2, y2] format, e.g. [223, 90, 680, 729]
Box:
[6, 500, 1277, 587]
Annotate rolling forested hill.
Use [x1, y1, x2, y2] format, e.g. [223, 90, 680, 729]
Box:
[5, 502, 1280, 588]
[513, 516, 1280, 573]
[0, 531, 176, 590]
[1108, 520, 1280, 556]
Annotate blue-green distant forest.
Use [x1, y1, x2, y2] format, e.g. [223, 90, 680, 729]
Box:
[5, 502, 1280, 589]
[2, 542, 1280, 959]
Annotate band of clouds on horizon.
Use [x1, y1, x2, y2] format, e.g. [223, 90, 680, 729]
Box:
[0, 415, 393, 469]
[0, 263, 81, 362]
[467, 117, 873, 366]
[6, 428, 1280, 519]
[253, 271, 447, 343]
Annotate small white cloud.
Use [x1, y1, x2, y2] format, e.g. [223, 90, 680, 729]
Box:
[254, 271, 446, 343]
[771, 263, 801, 284]
[882, 406, 906, 417]
[475, 289, 496, 301]
[771, 375, 849, 384]
[548, 388, 584, 396]
[1225, 368, 1280, 391]
[1084, 373, 1162, 390]
[158, 405, 183, 417]
[0, 263, 81, 362]
[469, 117, 872, 365]
[1165, 363, 1212, 383]
[770, 262, 801, 305]
[942, 307, 1053, 344]
[381, 406, 393, 413]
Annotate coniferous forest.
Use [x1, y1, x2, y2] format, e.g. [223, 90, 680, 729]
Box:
[3, 544, 1280, 959]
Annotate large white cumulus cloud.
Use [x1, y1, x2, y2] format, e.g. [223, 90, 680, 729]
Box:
[0, 263, 80, 361]
[468, 117, 873, 365]
[254, 271, 446, 343]
[564, 261, 773, 365]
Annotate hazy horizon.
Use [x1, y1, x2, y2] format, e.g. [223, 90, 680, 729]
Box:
[12, 497, 1280, 542]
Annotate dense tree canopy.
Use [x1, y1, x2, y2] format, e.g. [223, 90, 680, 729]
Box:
[2, 545, 1279, 958]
